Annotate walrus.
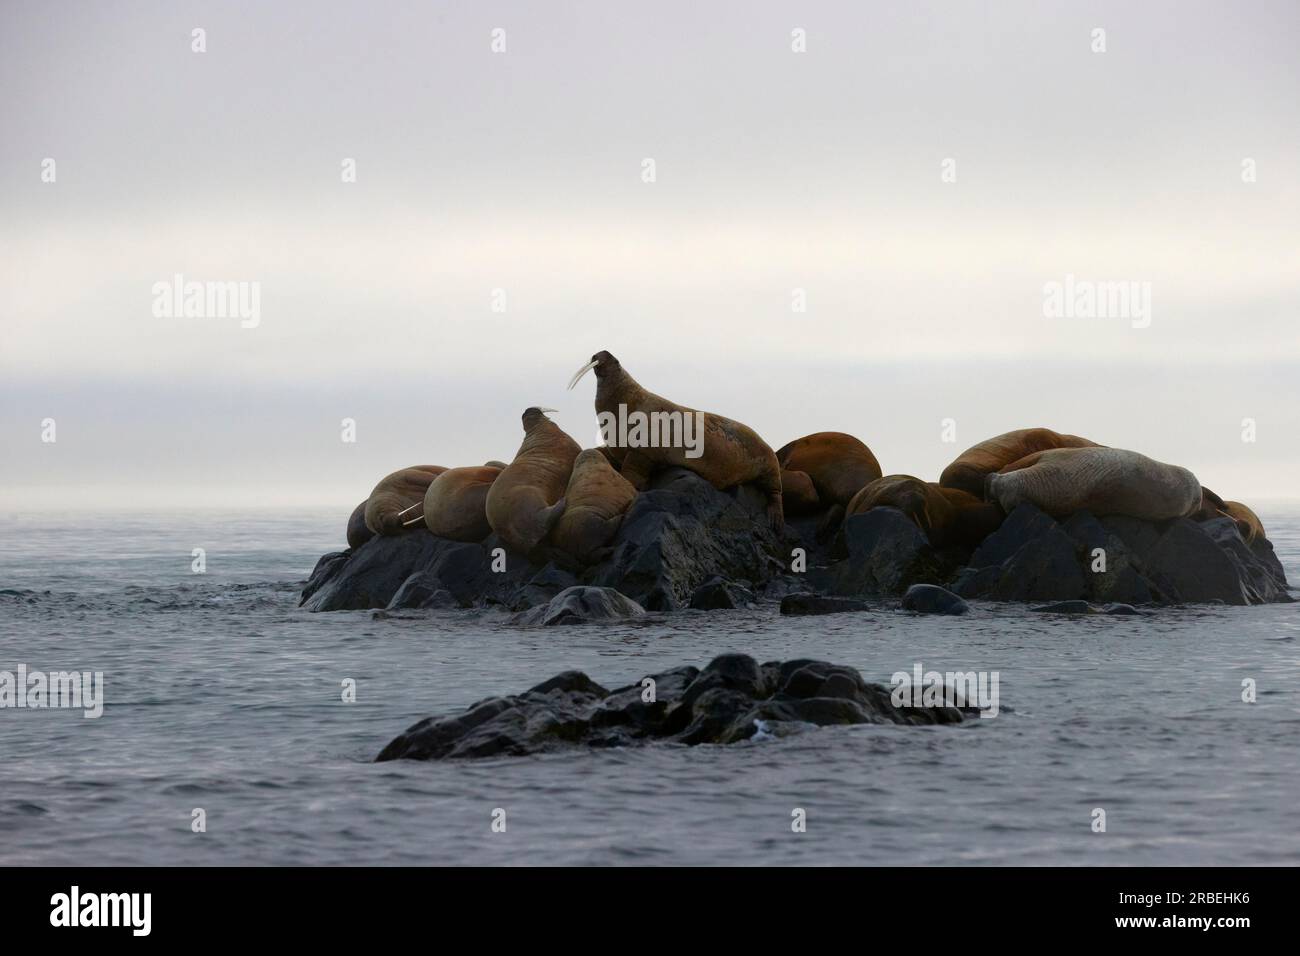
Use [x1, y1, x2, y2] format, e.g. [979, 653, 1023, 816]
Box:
[346, 501, 374, 549]
[986, 447, 1202, 521]
[419, 465, 503, 542]
[1221, 500, 1266, 544]
[780, 469, 822, 516]
[363, 465, 447, 535]
[485, 407, 582, 556]
[940, 428, 1102, 498]
[845, 474, 1004, 550]
[568, 350, 784, 531]
[776, 432, 882, 508]
[550, 448, 639, 564]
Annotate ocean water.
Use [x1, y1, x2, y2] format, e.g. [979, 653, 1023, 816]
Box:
[1, 507, 1298, 867]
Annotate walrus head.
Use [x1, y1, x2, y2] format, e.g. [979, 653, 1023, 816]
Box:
[521, 406, 558, 431]
[567, 350, 620, 390]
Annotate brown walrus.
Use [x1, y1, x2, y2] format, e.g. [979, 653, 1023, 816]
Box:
[780, 469, 822, 516]
[568, 350, 784, 530]
[420, 465, 504, 543]
[346, 501, 374, 549]
[940, 428, 1102, 498]
[1222, 500, 1266, 544]
[486, 407, 582, 556]
[986, 447, 1201, 521]
[845, 474, 1004, 550]
[363, 465, 447, 535]
[550, 448, 638, 565]
[776, 432, 882, 508]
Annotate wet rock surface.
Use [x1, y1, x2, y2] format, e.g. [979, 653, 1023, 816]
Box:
[375, 653, 971, 760]
[509, 586, 646, 625]
[900, 584, 969, 616]
[304, 477, 1291, 613]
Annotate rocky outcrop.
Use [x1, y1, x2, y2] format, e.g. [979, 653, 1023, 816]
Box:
[375, 653, 972, 760]
[304, 478, 1291, 614]
[952, 504, 1290, 606]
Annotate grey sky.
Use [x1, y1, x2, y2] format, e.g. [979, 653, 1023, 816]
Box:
[2, 0, 1297, 509]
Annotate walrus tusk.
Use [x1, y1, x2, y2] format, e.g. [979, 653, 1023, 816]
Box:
[567, 360, 598, 390]
[538, 407, 559, 414]
[396, 502, 423, 519]
[401, 514, 425, 527]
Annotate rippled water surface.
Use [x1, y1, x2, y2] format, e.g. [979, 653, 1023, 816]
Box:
[1, 507, 1298, 865]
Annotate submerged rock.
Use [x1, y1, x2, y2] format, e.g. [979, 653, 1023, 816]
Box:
[900, 584, 969, 616]
[375, 653, 971, 760]
[689, 577, 756, 610]
[509, 586, 646, 625]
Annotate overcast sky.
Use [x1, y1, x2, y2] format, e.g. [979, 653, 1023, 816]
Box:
[2, 0, 1297, 511]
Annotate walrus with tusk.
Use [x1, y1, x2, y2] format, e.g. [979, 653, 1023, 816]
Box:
[568, 350, 785, 531]
[485, 407, 582, 557]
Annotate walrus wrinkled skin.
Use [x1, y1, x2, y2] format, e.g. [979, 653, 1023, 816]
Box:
[940, 428, 1102, 498]
[486, 408, 582, 556]
[776, 432, 883, 509]
[550, 449, 639, 565]
[364, 465, 447, 535]
[568, 350, 784, 531]
[986, 447, 1202, 521]
[421, 465, 503, 543]
[846, 474, 1005, 550]
[346, 501, 374, 549]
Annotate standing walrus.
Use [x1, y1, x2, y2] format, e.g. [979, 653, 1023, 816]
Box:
[986, 447, 1202, 521]
[486, 407, 582, 556]
[940, 427, 1102, 498]
[567, 350, 785, 531]
[845, 474, 1004, 550]
[364, 465, 447, 535]
[420, 464, 504, 542]
[550, 448, 639, 565]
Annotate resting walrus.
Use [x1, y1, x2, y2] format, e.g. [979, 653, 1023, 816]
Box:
[550, 448, 638, 565]
[486, 407, 582, 556]
[845, 474, 1004, 550]
[420, 464, 504, 543]
[568, 350, 784, 531]
[940, 427, 1102, 498]
[363, 465, 447, 535]
[986, 447, 1202, 521]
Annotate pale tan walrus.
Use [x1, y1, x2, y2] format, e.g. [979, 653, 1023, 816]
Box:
[940, 428, 1102, 498]
[486, 408, 582, 556]
[986, 447, 1202, 521]
[550, 448, 638, 565]
[364, 465, 447, 535]
[418, 464, 504, 543]
[568, 350, 784, 531]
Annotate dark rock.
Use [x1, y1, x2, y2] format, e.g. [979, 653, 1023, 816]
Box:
[587, 468, 788, 610]
[1144, 519, 1254, 605]
[511, 563, 581, 611]
[689, 577, 756, 610]
[779, 594, 871, 616]
[301, 532, 460, 611]
[509, 585, 646, 625]
[1198, 517, 1291, 604]
[375, 653, 971, 761]
[970, 504, 1061, 568]
[300, 551, 350, 606]
[901, 584, 969, 615]
[831, 508, 945, 596]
